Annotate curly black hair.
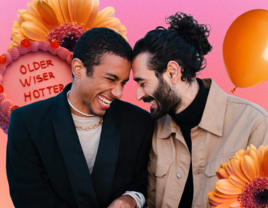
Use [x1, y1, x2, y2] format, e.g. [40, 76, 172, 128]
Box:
[133, 12, 212, 82]
[73, 27, 132, 76]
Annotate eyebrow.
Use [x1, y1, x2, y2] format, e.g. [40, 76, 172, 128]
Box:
[134, 77, 145, 82]
[105, 73, 129, 83]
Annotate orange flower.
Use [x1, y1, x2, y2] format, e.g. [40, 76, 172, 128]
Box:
[10, 0, 127, 51]
[208, 145, 268, 208]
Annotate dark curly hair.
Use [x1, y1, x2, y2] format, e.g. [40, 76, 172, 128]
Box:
[73, 27, 132, 76]
[133, 12, 212, 82]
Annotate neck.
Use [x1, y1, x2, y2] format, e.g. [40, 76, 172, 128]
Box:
[174, 78, 200, 114]
[68, 85, 92, 117]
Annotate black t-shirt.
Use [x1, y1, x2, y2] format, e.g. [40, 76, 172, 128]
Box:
[169, 78, 208, 208]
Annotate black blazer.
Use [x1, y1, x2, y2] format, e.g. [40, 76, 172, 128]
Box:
[6, 83, 153, 208]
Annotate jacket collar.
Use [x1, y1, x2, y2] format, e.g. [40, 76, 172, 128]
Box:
[91, 98, 122, 208]
[159, 79, 227, 138]
[52, 83, 99, 208]
[52, 83, 122, 208]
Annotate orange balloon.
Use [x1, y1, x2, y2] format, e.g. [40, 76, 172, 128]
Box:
[223, 9, 268, 89]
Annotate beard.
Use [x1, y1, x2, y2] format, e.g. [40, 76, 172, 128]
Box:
[144, 76, 181, 120]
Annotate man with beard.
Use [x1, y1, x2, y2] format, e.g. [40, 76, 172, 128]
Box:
[7, 28, 153, 208]
[132, 13, 268, 207]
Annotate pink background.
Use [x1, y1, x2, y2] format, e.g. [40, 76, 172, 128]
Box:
[1, 0, 268, 207]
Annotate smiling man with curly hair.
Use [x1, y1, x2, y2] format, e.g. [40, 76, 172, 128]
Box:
[132, 12, 268, 208]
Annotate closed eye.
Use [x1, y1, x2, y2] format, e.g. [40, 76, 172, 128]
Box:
[106, 78, 115, 82]
[140, 83, 145, 87]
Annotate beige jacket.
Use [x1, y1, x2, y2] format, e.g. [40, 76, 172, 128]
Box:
[147, 79, 268, 208]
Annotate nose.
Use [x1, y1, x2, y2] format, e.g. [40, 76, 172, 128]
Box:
[111, 84, 123, 99]
[136, 86, 146, 101]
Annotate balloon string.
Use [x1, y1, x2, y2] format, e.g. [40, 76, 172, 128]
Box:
[231, 87, 237, 94]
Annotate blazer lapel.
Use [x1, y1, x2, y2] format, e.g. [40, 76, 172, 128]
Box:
[52, 83, 99, 208]
[91, 101, 121, 207]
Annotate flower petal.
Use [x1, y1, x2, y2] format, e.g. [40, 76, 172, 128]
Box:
[21, 22, 47, 41]
[12, 27, 22, 33]
[37, 0, 59, 27]
[59, 0, 71, 22]
[209, 194, 239, 205]
[27, 1, 42, 18]
[8, 43, 18, 49]
[94, 17, 121, 30]
[230, 158, 250, 183]
[18, 9, 27, 13]
[12, 20, 21, 31]
[84, 0, 99, 30]
[229, 175, 247, 188]
[216, 179, 243, 195]
[263, 150, 268, 177]
[73, 0, 94, 25]
[48, 0, 65, 24]
[248, 148, 261, 176]
[17, 14, 24, 23]
[20, 12, 49, 31]
[216, 202, 235, 208]
[93, 6, 115, 26]
[119, 25, 127, 36]
[249, 144, 257, 150]
[216, 172, 225, 180]
[213, 190, 238, 198]
[241, 155, 258, 181]
[226, 163, 238, 178]
[217, 168, 229, 179]
[208, 191, 214, 197]
[236, 149, 246, 157]
[234, 154, 242, 160]
[258, 145, 267, 165]
[68, 0, 75, 23]
[11, 28, 29, 44]
[221, 162, 228, 170]
[230, 201, 241, 207]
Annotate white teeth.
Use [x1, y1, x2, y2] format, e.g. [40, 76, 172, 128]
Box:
[98, 96, 112, 106]
[149, 100, 156, 106]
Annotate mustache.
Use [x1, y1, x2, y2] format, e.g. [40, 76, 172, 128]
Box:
[143, 96, 154, 103]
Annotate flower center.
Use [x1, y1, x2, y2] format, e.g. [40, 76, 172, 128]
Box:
[254, 189, 268, 206]
[240, 177, 268, 208]
[47, 23, 85, 52]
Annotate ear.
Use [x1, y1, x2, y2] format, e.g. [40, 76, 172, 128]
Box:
[164, 61, 182, 83]
[71, 58, 85, 79]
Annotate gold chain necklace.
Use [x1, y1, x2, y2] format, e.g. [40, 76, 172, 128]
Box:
[74, 118, 103, 131]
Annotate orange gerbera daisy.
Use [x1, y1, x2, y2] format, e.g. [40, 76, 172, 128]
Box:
[208, 145, 268, 208]
[10, 0, 127, 51]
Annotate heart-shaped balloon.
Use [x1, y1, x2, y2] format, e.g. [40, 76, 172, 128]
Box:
[223, 9, 268, 90]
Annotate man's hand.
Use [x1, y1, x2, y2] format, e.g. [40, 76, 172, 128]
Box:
[108, 195, 137, 208]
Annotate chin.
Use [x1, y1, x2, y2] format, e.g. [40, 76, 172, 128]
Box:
[87, 103, 105, 117]
[150, 112, 163, 120]
[150, 109, 167, 120]
[92, 109, 106, 117]
[97, 111, 106, 117]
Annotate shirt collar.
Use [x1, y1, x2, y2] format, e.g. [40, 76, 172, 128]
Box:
[158, 78, 227, 139]
[169, 78, 209, 127]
